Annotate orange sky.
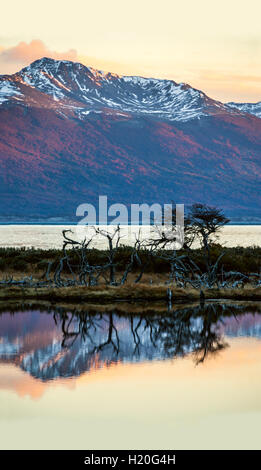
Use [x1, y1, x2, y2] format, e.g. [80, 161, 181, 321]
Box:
[1, 0, 260, 103]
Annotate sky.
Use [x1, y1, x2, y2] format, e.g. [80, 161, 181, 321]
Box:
[0, 0, 260, 103]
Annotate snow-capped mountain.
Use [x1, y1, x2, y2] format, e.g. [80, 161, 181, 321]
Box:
[227, 100, 261, 119]
[0, 57, 261, 219]
[0, 57, 239, 122]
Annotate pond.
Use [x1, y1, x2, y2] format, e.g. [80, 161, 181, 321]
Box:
[0, 302, 261, 450]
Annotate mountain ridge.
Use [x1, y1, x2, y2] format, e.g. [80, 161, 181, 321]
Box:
[0, 57, 260, 219]
[0, 57, 246, 121]
[227, 100, 261, 119]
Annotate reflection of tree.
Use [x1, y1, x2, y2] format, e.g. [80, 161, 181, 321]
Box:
[54, 302, 239, 367]
[55, 310, 120, 353]
[1, 302, 255, 380]
[192, 304, 228, 364]
[131, 303, 229, 365]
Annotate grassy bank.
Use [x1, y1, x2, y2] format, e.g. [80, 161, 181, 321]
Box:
[0, 283, 261, 303]
[1, 244, 260, 304]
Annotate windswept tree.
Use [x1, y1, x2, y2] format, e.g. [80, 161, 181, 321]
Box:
[1, 204, 258, 291]
[187, 204, 230, 286]
[146, 203, 230, 288]
[189, 203, 230, 251]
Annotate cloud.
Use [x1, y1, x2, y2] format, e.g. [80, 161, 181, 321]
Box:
[0, 39, 149, 78]
[0, 39, 260, 102]
[0, 40, 78, 74]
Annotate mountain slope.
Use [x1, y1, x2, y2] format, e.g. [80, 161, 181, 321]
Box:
[0, 57, 236, 122]
[227, 101, 261, 119]
[0, 58, 261, 220]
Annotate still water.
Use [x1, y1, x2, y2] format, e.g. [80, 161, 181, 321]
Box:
[0, 225, 261, 249]
[1, 302, 261, 449]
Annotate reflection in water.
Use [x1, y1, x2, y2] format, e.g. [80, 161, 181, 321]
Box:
[0, 303, 261, 381]
[1, 302, 261, 450]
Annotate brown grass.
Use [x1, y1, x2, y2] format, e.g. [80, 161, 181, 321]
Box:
[0, 282, 261, 303]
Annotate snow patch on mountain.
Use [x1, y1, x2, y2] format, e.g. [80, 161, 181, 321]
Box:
[227, 101, 261, 119]
[0, 57, 259, 122]
[0, 80, 22, 103]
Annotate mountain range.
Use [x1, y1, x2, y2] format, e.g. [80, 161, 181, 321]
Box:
[0, 57, 260, 220]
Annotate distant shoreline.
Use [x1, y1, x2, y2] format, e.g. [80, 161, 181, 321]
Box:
[0, 222, 261, 226]
[0, 224, 261, 249]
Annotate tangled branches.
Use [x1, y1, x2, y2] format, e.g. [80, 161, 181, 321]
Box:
[0, 204, 260, 291]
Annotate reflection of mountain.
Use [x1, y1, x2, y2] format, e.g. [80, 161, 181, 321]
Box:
[0, 304, 261, 381]
[222, 315, 261, 338]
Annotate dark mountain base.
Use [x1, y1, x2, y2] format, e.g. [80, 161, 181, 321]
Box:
[0, 105, 260, 219]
